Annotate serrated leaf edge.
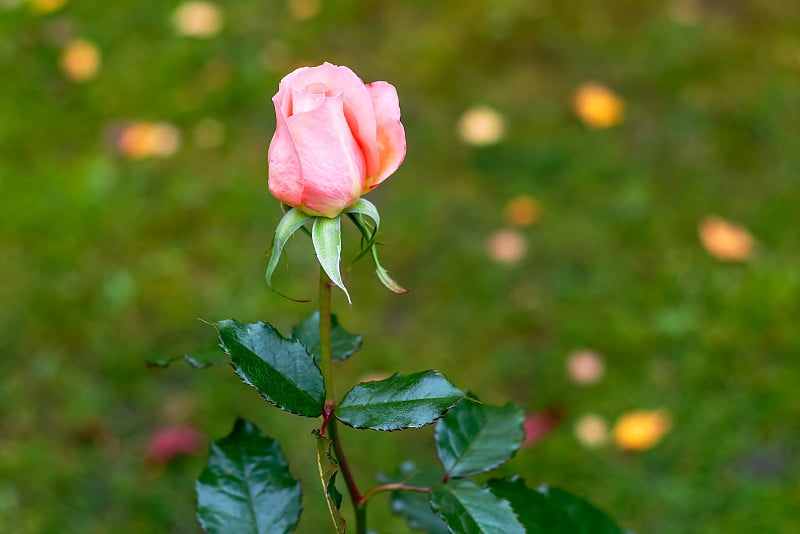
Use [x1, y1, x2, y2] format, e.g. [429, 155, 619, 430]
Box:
[335, 371, 464, 431]
[196, 418, 302, 534]
[429, 480, 525, 534]
[216, 320, 325, 418]
[314, 430, 346, 534]
[437, 401, 525, 478]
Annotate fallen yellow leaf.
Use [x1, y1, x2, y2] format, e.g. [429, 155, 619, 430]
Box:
[614, 409, 671, 451]
[288, 0, 321, 20]
[573, 82, 625, 129]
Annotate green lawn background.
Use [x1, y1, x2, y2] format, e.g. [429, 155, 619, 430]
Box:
[2, 1, 799, 532]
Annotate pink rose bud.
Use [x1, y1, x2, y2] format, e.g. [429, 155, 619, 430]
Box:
[268, 62, 406, 218]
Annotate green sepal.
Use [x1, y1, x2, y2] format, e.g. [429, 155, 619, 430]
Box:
[435, 397, 525, 478]
[291, 310, 362, 363]
[335, 370, 464, 431]
[312, 215, 351, 304]
[344, 198, 380, 230]
[347, 210, 408, 294]
[314, 430, 346, 534]
[196, 418, 302, 534]
[346, 213, 378, 265]
[429, 479, 525, 534]
[265, 207, 312, 289]
[375, 259, 408, 294]
[216, 319, 325, 417]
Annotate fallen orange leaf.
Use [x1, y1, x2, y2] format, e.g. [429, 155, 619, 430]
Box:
[60, 39, 101, 82]
[699, 216, 754, 261]
[503, 195, 541, 227]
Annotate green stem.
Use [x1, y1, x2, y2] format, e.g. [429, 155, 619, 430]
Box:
[318, 266, 365, 533]
[319, 268, 334, 402]
[329, 419, 364, 532]
[355, 504, 367, 534]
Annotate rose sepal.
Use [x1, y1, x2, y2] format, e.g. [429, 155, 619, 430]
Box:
[312, 215, 351, 304]
[266, 208, 312, 286]
[265, 208, 313, 301]
[346, 208, 408, 294]
[344, 198, 381, 231]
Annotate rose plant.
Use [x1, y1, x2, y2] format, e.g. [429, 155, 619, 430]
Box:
[168, 63, 624, 533]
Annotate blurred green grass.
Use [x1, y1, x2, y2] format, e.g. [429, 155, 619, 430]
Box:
[2, 0, 800, 532]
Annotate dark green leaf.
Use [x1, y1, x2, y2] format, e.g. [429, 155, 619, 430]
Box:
[145, 345, 227, 369]
[336, 371, 463, 431]
[314, 430, 346, 533]
[196, 418, 302, 534]
[486, 477, 623, 533]
[392, 489, 449, 534]
[429, 479, 525, 534]
[485, 476, 569, 533]
[217, 319, 325, 417]
[539, 485, 624, 533]
[380, 462, 448, 534]
[291, 311, 362, 363]
[435, 398, 524, 478]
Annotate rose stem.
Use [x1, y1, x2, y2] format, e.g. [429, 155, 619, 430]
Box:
[318, 267, 364, 532]
[319, 268, 334, 403]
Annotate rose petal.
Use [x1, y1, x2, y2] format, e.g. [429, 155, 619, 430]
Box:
[574, 413, 608, 448]
[566, 349, 605, 385]
[521, 409, 561, 448]
[278, 63, 380, 178]
[285, 93, 366, 217]
[146, 425, 205, 463]
[291, 85, 329, 114]
[364, 81, 406, 190]
[172, 1, 223, 38]
[268, 99, 304, 207]
[458, 105, 506, 146]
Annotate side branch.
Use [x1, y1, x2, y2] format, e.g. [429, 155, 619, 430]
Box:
[359, 482, 430, 505]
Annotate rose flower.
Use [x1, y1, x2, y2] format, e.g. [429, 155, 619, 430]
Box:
[268, 62, 406, 218]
